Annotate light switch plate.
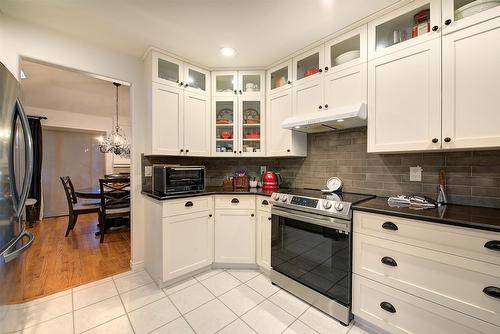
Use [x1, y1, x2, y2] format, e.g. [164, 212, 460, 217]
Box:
[144, 166, 152, 177]
[260, 166, 267, 175]
[410, 166, 423, 182]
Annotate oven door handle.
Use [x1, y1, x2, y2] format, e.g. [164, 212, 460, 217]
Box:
[271, 208, 350, 233]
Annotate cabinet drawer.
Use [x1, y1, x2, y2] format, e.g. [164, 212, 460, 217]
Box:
[354, 233, 500, 326]
[354, 211, 500, 266]
[215, 195, 256, 210]
[162, 196, 213, 217]
[353, 274, 499, 334]
[256, 196, 272, 212]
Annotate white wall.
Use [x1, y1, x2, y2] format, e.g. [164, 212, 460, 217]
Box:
[0, 14, 147, 269]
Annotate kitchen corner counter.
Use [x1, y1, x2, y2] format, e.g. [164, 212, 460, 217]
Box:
[142, 186, 273, 200]
[353, 197, 500, 232]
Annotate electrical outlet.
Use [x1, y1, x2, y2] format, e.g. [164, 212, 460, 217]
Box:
[260, 166, 267, 175]
[410, 166, 423, 182]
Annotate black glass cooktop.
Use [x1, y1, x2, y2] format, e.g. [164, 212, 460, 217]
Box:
[278, 188, 375, 204]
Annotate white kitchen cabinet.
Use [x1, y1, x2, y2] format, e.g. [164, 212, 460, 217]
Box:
[212, 71, 238, 97]
[266, 89, 307, 157]
[212, 70, 264, 97]
[212, 96, 265, 156]
[152, 82, 210, 156]
[238, 71, 265, 97]
[441, 16, 500, 150]
[267, 60, 293, 94]
[292, 77, 324, 115]
[293, 45, 325, 86]
[214, 209, 256, 264]
[256, 207, 271, 271]
[325, 25, 367, 73]
[368, 0, 442, 60]
[367, 38, 442, 153]
[323, 64, 367, 112]
[152, 83, 184, 155]
[184, 64, 211, 96]
[442, 0, 500, 35]
[163, 210, 214, 281]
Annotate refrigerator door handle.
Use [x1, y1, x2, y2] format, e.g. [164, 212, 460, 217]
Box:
[2, 230, 35, 263]
[14, 99, 34, 217]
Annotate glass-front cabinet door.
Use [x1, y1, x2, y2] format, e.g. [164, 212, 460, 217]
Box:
[213, 98, 237, 156]
[152, 52, 184, 88]
[267, 60, 293, 94]
[325, 25, 367, 73]
[293, 46, 325, 85]
[368, 0, 441, 59]
[184, 64, 210, 96]
[442, 0, 500, 33]
[240, 98, 264, 156]
[212, 71, 238, 96]
[238, 71, 265, 96]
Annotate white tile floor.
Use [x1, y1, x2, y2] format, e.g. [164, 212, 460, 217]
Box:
[0, 269, 371, 334]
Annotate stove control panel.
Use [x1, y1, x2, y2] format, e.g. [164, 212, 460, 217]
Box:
[290, 196, 319, 208]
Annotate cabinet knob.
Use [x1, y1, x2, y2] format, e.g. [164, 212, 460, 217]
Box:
[239, 90, 242, 94]
[287, 80, 292, 85]
[432, 138, 439, 143]
[239, 150, 242, 154]
[432, 25, 439, 31]
[180, 149, 184, 153]
[318, 68, 323, 73]
[484, 240, 500, 251]
[251, 213, 255, 217]
[209, 214, 213, 218]
[444, 137, 451, 143]
[324, 104, 328, 109]
[381, 256, 398, 267]
[318, 105, 323, 109]
[185, 149, 189, 153]
[234, 90, 237, 95]
[179, 82, 184, 87]
[445, 19, 452, 25]
[185, 201, 193, 207]
[382, 221, 398, 231]
[262, 200, 269, 205]
[268, 217, 272, 221]
[234, 151, 237, 154]
[483, 286, 500, 299]
[380, 301, 396, 313]
[184, 83, 188, 88]
[324, 66, 329, 71]
[286, 149, 291, 153]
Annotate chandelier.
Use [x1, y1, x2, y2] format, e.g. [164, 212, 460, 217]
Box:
[98, 82, 130, 158]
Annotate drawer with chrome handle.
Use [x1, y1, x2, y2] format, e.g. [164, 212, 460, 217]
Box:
[354, 233, 500, 326]
[215, 195, 255, 209]
[162, 196, 213, 217]
[354, 211, 500, 266]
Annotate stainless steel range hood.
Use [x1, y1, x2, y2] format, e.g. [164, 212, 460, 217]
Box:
[281, 103, 367, 133]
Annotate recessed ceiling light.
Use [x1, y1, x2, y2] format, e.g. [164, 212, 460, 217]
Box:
[220, 47, 236, 57]
[20, 69, 27, 80]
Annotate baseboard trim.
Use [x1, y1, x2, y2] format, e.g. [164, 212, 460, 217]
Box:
[130, 260, 144, 271]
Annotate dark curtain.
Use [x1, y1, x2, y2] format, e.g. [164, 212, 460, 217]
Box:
[28, 118, 43, 220]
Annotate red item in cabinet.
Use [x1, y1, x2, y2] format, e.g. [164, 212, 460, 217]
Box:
[304, 68, 319, 77]
[220, 131, 232, 139]
[412, 9, 430, 38]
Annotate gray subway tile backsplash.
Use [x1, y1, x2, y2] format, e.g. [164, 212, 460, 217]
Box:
[143, 128, 500, 208]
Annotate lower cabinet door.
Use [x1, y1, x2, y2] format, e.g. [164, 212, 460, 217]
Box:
[353, 274, 499, 334]
[256, 210, 271, 270]
[214, 209, 256, 264]
[163, 210, 213, 281]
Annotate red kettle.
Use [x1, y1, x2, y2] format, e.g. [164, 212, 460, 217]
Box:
[262, 171, 282, 191]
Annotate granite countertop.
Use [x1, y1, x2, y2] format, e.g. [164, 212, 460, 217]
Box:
[142, 186, 274, 200]
[353, 197, 500, 232]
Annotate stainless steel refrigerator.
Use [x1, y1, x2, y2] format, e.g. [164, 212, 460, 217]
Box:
[0, 61, 34, 263]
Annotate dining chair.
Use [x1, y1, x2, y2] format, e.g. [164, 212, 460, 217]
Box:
[98, 177, 130, 243]
[60, 176, 101, 237]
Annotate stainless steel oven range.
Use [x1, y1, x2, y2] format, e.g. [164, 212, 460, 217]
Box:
[269, 189, 375, 325]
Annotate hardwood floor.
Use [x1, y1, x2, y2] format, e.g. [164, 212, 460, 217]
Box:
[0, 213, 130, 305]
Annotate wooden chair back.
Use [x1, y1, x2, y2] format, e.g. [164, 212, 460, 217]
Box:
[98, 178, 131, 215]
[60, 176, 77, 210]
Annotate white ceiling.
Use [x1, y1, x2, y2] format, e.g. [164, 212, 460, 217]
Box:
[0, 0, 400, 68]
[20, 59, 130, 118]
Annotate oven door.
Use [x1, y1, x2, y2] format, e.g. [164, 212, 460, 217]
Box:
[166, 167, 205, 192]
[271, 207, 351, 307]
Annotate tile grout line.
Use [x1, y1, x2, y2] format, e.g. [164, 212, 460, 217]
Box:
[112, 275, 136, 334]
[164, 294, 197, 334]
[72, 288, 76, 334]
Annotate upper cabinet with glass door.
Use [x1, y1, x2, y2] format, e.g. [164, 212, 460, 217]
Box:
[325, 25, 367, 73]
[184, 64, 210, 96]
[267, 60, 293, 94]
[442, 0, 500, 34]
[293, 46, 325, 85]
[212, 71, 238, 97]
[238, 71, 265, 96]
[368, 0, 441, 59]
